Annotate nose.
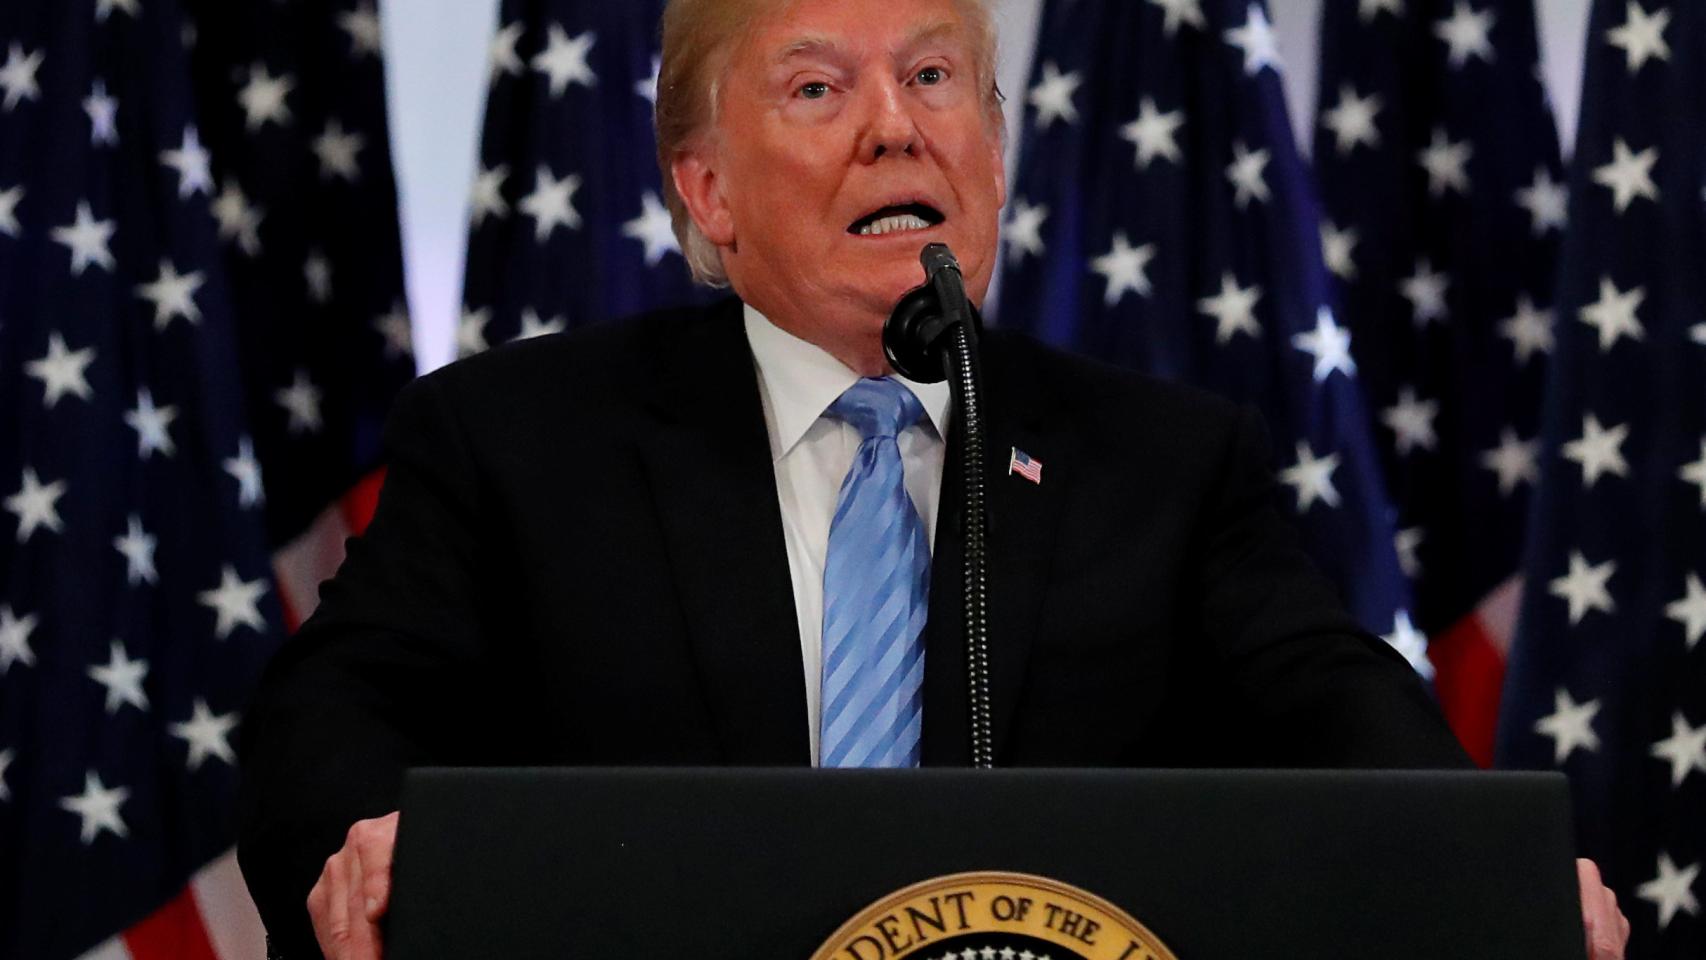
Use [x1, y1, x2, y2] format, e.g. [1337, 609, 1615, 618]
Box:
[857, 75, 920, 162]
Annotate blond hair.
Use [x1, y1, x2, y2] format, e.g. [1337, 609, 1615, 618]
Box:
[655, 0, 1004, 287]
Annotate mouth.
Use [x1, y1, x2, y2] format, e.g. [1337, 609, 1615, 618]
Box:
[847, 202, 946, 237]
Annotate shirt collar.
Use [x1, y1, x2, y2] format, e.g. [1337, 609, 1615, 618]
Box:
[743, 303, 952, 461]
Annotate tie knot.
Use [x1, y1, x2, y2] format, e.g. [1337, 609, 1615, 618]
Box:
[828, 378, 925, 440]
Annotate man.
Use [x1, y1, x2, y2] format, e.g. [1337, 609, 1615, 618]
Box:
[236, 0, 1630, 957]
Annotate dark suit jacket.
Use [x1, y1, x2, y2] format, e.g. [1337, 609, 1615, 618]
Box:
[237, 297, 1469, 957]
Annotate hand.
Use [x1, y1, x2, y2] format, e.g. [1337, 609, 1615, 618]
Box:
[1578, 859, 1630, 960]
[307, 811, 400, 960]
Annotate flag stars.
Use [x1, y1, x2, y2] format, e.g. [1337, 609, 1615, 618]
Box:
[1417, 128, 1473, 197]
[95, 0, 140, 22]
[622, 191, 680, 266]
[1434, 1, 1496, 69]
[0, 605, 38, 675]
[1026, 62, 1081, 130]
[275, 370, 324, 435]
[0, 185, 21, 237]
[26, 333, 97, 409]
[84, 79, 119, 147]
[1394, 527, 1424, 578]
[338, 2, 384, 58]
[1498, 294, 1554, 365]
[1481, 428, 1540, 496]
[1320, 222, 1359, 280]
[1292, 307, 1357, 382]
[458, 306, 492, 357]
[305, 250, 333, 303]
[136, 260, 206, 330]
[1514, 168, 1568, 235]
[1382, 387, 1439, 456]
[532, 25, 598, 97]
[1090, 232, 1157, 305]
[1636, 854, 1700, 930]
[7, 468, 67, 543]
[1592, 139, 1659, 213]
[1197, 272, 1262, 344]
[0, 748, 11, 801]
[198, 565, 269, 639]
[52, 201, 117, 275]
[124, 388, 179, 459]
[519, 166, 583, 241]
[160, 126, 214, 199]
[1321, 85, 1382, 155]
[1224, 4, 1282, 76]
[113, 514, 158, 586]
[1359, 0, 1404, 22]
[60, 772, 130, 844]
[1003, 198, 1048, 264]
[489, 21, 526, 81]
[1148, 0, 1205, 35]
[0, 43, 44, 111]
[1382, 611, 1432, 680]
[1400, 260, 1450, 326]
[1226, 142, 1271, 209]
[1563, 414, 1630, 488]
[224, 437, 265, 508]
[469, 163, 509, 226]
[1680, 439, 1706, 509]
[1650, 714, 1706, 788]
[170, 699, 239, 771]
[1666, 573, 1706, 649]
[1534, 688, 1600, 763]
[1280, 442, 1342, 512]
[636, 54, 661, 105]
[237, 64, 294, 131]
[212, 182, 264, 256]
[313, 119, 365, 182]
[87, 641, 149, 715]
[1120, 97, 1184, 169]
[1578, 276, 1645, 351]
[516, 309, 566, 341]
[1605, 2, 1670, 73]
[374, 300, 414, 359]
[1550, 551, 1617, 625]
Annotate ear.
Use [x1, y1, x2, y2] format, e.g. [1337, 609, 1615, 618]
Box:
[989, 138, 1007, 212]
[671, 145, 737, 247]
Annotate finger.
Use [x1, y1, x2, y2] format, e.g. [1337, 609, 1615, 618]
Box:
[317, 852, 353, 960]
[346, 842, 383, 959]
[356, 815, 399, 920]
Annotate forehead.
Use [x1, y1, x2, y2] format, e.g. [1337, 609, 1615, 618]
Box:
[745, 0, 971, 63]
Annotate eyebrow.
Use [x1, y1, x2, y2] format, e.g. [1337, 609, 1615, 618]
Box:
[770, 21, 967, 66]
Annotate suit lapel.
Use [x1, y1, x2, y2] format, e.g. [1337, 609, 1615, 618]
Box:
[638, 300, 809, 765]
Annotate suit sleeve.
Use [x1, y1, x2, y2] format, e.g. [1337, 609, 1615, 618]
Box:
[1189, 404, 1473, 769]
[237, 372, 511, 958]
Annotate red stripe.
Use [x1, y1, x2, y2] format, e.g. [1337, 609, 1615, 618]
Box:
[341, 467, 386, 535]
[122, 887, 220, 960]
[1427, 611, 1507, 769]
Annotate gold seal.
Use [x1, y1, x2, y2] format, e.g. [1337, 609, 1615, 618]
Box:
[810, 871, 1179, 960]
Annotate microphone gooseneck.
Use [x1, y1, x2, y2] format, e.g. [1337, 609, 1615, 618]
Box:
[882, 244, 995, 769]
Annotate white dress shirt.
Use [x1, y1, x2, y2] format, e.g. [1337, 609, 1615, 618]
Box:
[743, 305, 952, 765]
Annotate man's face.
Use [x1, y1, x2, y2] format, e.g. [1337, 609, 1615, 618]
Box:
[675, 0, 1006, 364]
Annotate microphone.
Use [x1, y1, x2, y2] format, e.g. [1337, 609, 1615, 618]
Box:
[882, 243, 982, 383]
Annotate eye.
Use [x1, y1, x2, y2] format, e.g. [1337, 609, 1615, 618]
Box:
[915, 66, 946, 86]
[798, 81, 831, 100]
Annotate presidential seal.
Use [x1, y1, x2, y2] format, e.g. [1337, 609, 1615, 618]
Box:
[810, 872, 1179, 960]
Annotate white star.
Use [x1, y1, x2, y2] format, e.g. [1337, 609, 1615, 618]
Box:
[1534, 688, 1600, 763]
[1322, 85, 1382, 155]
[1680, 439, 1706, 510]
[532, 25, 597, 97]
[469, 163, 509, 226]
[0, 748, 11, 801]
[95, 0, 140, 22]
[1003, 198, 1048, 264]
[87, 641, 149, 715]
[275, 370, 323, 434]
[1320, 222, 1359, 280]
[313, 119, 365, 182]
[636, 54, 661, 105]
[1434, 1, 1496, 68]
[1121, 97, 1184, 169]
[1224, 4, 1282, 76]
[198, 564, 268, 639]
[1149, 0, 1205, 35]
[1549, 550, 1616, 625]
[1399, 259, 1450, 326]
[1280, 442, 1342, 512]
[1197, 272, 1262, 344]
[1650, 713, 1706, 787]
[1665, 572, 1706, 650]
[1693, 322, 1706, 346]
[1514, 167, 1568, 235]
[338, 2, 384, 58]
[516, 309, 566, 341]
[6, 468, 67, 543]
[1592, 138, 1659, 213]
[1562, 414, 1630, 488]
[0, 184, 20, 237]
[1577, 276, 1645, 351]
[1382, 386, 1439, 456]
[1636, 854, 1700, 930]
[622, 191, 680, 266]
[305, 250, 332, 303]
[60, 771, 130, 844]
[160, 126, 213, 199]
[237, 64, 294, 131]
[124, 388, 178, 459]
[374, 300, 413, 359]
[26, 332, 97, 409]
[0, 605, 38, 675]
[136, 259, 206, 330]
[489, 21, 526, 81]
[1498, 294, 1554, 365]
[1291, 307, 1357, 382]
[1605, 2, 1670, 73]
[1383, 610, 1433, 679]
[113, 514, 158, 586]
[51, 201, 117, 275]
[1481, 427, 1540, 496]
[224, 436, 265, 509]
[1394, 527, 1424, 578]
[212, 181, 264, 256]
[1090, 232, 1157, 306]
[0, 43, 44, 111]
[84, 79, 119, 147]
[519, 165, 583, 241]
[1417, 127, 1473, 197]
[1226, 141, 1271, 209]
[170, 699, 239, 771]
[1027, 62, 1081, 129]
[458, 306, 491, 357]
[1360, 0, 1404, 22]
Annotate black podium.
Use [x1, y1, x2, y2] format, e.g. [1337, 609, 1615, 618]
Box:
[386, 768, 1585, 960]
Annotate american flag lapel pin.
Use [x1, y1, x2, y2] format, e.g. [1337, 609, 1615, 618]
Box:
[1008, 447, 1043, 485]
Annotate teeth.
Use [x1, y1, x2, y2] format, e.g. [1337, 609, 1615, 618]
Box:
[858, 214, 930, 236]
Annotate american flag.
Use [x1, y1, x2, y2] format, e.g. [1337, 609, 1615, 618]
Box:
[1008, 447, 1043, 485]
[1311, 0, 1565, 766]
[992, 0, 1426, 672]
[0, 0, 411, 955]
[458, 0, 718, 354]
[1496, 0, 1705, 955]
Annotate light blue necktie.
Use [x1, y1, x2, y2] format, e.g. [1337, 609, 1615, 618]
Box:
[819, 378, 931, 768]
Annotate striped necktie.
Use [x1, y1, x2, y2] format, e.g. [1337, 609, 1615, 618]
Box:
[819, 377, 930, 768]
